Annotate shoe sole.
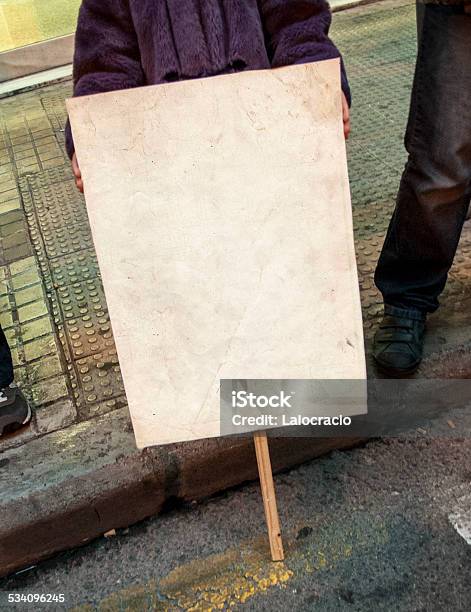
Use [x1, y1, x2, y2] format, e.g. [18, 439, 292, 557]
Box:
[374, 359, 421, 378]
[0, 402, 32, 437]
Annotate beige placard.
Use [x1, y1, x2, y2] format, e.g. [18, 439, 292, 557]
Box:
[67, 59, 366, 449]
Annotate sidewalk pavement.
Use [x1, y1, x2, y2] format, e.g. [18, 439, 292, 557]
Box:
[1, 0, 471, 577]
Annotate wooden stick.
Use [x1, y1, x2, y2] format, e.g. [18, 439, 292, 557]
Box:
[253, 430, 284, 561]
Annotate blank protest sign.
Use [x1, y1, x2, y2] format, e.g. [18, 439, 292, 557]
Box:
[67, 59, 366, 448]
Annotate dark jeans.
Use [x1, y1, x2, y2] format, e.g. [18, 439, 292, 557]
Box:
[0, 325, 13, 388]
[375, 3, 471, 316]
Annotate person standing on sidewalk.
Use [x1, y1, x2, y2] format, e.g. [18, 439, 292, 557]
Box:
[66, 0, 351, 191]
[0, 326, 31, 436]
[373, 0, 471, 376]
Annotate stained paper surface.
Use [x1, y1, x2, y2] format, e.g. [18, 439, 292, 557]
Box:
[67, 59, 366, 448]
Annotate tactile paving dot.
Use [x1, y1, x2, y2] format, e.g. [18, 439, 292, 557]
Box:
[23, 164, 73, 189]
[80, 395, 128, 420]
[41, 95, 69, 133]
[56, 279, 114, 360]
[50, 250, 100, 288]
[19, 168, 93, 259]
[69, 350, 125, 411]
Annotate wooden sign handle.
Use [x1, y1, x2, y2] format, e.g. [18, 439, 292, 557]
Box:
[253, 430, 284, 561]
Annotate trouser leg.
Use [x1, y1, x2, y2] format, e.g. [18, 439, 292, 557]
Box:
[416, 1, 425, 40]
[375, 4, 471, 315]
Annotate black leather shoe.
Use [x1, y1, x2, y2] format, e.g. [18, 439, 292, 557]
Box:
[373, 314, 425, 377]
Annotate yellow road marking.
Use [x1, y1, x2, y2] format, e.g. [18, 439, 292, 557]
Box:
[72, 519, 387, 611]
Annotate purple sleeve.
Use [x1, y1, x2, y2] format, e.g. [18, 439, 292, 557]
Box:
[65, 0, 145, 159]
[258, 0, 351, 105]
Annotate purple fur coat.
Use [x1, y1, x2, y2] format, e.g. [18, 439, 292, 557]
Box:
[65, 0, 350, 159]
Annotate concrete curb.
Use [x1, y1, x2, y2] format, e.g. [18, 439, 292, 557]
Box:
[0, 408, 363, 577]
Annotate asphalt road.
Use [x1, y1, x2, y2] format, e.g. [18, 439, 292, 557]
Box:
[1, 409, 470, 611]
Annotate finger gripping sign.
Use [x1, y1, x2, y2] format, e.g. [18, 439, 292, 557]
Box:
[67, 59, 366, 561]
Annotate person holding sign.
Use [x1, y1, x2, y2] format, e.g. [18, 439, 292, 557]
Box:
[373, 0, 471, 376]
[65, 1, 360, 561]
[66, 0, 351, 189]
